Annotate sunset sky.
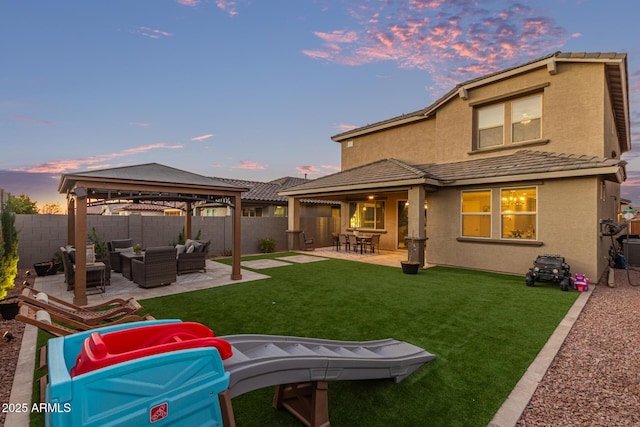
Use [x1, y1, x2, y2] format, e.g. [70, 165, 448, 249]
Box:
[1, 0, 639, 209]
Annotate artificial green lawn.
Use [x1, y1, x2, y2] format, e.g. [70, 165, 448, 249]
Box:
[30, 253, 578, 426]
[139, 253, 578, 427]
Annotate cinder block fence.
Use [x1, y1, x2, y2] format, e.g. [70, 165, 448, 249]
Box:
[16, 215, 336, 269]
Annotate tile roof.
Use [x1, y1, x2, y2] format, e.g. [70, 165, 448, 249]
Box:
[281, 150, 626, 195]
[417, 150, 624, 182]
[215, 177, 337, 204]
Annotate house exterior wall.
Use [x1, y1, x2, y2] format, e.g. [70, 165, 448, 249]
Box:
[340, 62, 613, 169]
[331, 59, 625, 280]
[426, 177, 603, 278]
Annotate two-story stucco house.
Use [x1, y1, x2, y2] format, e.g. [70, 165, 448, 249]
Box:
[282, 52, 630, 281]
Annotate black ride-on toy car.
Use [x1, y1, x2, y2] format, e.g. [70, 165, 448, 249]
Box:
[525, 255, 572, 291]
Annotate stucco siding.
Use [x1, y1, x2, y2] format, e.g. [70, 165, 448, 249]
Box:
[426, 177, 601, 278]
[341, 62, 613, 170]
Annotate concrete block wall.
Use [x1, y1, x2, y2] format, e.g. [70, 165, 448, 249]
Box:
[15, 214, 332, 269]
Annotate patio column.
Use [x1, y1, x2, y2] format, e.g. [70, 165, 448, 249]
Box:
[231, 193, 242, 280]
[73, 189, 88, 306]
[407, 186, 427, 268]
[286, 197, 302, 250]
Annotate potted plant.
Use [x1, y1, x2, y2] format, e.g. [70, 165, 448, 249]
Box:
[0, 296, 19, 320]
[401, 237, 420, 274]
[33, 259, 60, 277]
[133, 244, 142, 255]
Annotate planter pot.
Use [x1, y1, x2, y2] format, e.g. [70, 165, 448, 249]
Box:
[34, 262, 59, 277]
[0, 300, 19, 320]
[401, 261, 420, 275]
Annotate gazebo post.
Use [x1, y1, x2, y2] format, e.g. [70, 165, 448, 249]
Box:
[231, 193, 242, 280]
[184, 202, 192, 240]
[73, 188, 88, 306]
[67, 197, 75, 244]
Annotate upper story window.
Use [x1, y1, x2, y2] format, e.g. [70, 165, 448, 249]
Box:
[476, 94, 542, 149]
[512, 96, 541, 142]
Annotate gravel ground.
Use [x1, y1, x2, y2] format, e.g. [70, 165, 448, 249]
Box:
[0, 269, 29, 427]
[1, 268, 639, 426]
[517, 268, 640, 426]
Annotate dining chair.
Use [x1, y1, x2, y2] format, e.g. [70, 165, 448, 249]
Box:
[347, 234, 362, 254]
[367, 234, 381, 254]
[339, 234, 350, 252]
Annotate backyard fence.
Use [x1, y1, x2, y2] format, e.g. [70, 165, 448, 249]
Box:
[15, 214, 338, 269]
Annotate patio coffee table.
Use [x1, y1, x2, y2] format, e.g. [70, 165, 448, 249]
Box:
[120, 252, 144, 281]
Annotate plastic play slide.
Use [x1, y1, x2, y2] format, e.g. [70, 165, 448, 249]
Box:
[45, 320, 435, 426]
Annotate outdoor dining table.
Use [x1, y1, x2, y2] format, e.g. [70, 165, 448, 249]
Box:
[355, 234, 373, 254]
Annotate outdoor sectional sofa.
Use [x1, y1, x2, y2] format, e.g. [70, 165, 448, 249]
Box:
[176, 239, 209, 275]
[131, 246, 177, 288]
[108, 239, 134, 273]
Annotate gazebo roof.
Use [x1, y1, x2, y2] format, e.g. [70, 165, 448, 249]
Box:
[58, 163, 248, 203]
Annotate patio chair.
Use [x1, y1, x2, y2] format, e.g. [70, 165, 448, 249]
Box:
[365, 234, 381, 254]
[339, 234, 350, 252]
[108, 239, 134, 272]
[177, 239, 210, 275]
[131, 246, 177, 288]
[301, 231, 314, 251]
[347, 234, 362, 253]
[60, 246, 110, 291]
[18, 288, 143, 326]
[16, 303, 156, 337]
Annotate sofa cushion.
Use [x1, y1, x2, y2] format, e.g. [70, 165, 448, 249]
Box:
[115, 246, 134, 253]
[175, 244, 186, 255]
[191, 241, 204, 253]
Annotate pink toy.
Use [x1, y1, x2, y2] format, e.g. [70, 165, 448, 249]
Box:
[570, 274, 590, 292]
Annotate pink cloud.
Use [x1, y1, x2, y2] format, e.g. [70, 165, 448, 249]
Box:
[313, 30, 358, 43]
[334, 123, 358, 133]
[297, 165, 321, 175]
[11, 115, 56, 126]
[303, 2, 569, 92]
[177, 0, 200, 6]
[11, 143, 183, 174]
[138, 26, 173, 39]
[216, 0, 238, 16]
[129, 121, 152, 127]
[191, 134, 214, 141]
[234, 160, 266, 170]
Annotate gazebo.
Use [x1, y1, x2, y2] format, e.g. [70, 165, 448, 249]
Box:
[58, 163, 247, 305]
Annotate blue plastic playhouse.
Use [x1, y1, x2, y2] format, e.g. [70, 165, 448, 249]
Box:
[46, 320, 232, 427]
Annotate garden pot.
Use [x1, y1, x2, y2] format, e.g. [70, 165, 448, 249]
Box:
[401, 261, 420, 274]
[0, 299, 19, 320]
[34, 261, 59, 277]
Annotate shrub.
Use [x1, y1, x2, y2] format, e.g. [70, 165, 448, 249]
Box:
[0, 207, 19, 299]
[258, 237, 276, 253]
